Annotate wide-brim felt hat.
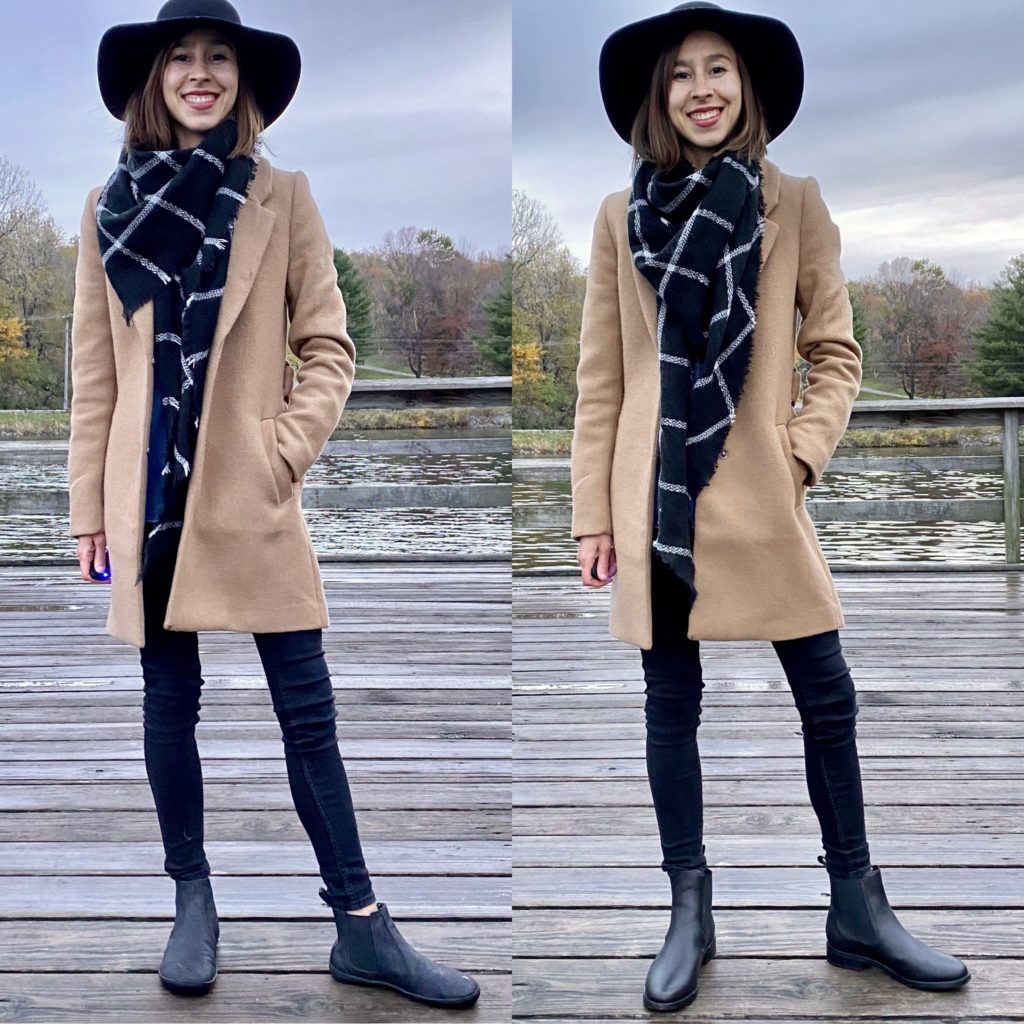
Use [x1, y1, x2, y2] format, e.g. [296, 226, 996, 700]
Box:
[600, 1, 803, 144]
[97, 0, 301, 129]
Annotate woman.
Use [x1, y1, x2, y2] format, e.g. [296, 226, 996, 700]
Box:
[571, 1, 970, 1011]
[67, 0, 480, 1009]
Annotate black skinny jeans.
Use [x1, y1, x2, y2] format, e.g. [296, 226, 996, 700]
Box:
[641, 552, 872, 879]
[138, 537, 376, 910]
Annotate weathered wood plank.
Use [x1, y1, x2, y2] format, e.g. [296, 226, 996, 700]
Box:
[0, 918, 506, 971]
[0, 840, 508, 874]
[513, 907, 1022, 957]
[512, 834, 1022, 867]
[513, 957, 1020, 1018]
[510, 778, 1024, 807]
[0, 759, 512, 782]
[0, 875, 509, 918]
[512, 805, 1018, 836]
[507, 757, 1024, 780]
[0, 809, 509, 842]
[511, 866, 1020, 907]
[0, 782, 511, 811]
[0, 972, 511, 1023]
[0, 738, 509, 760]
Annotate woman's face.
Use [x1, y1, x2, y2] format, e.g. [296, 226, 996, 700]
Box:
[161, 27, 239, 149]
[666, 29, 743, 168]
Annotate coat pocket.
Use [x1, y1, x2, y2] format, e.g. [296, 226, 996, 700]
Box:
[260, 417, 295, 504]
[775, 422, 808, 510]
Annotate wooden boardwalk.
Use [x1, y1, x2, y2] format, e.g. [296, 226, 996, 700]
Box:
[512, 570, 1024, 1022]
[0, 561, 511, 1022]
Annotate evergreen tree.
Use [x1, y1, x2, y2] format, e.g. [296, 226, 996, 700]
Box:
[332, 248, 374, 346]
[477, 258, 512, 373]
[970, 254, 1024, 396]
[849, 287, 868, 350]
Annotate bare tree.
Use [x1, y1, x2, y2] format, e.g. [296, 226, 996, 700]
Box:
[512, 189, 562, 280]
[0, 156, 44, 249]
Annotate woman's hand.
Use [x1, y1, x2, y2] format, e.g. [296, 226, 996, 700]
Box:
[577, 533, 617, 588]
[76, 531, 110, 583]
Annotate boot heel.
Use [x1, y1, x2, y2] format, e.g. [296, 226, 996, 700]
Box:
[827, 943, 870, 971]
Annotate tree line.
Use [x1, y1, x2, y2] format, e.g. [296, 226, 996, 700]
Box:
[0, 155, 512, 409]
[512, 188, 1024, 428]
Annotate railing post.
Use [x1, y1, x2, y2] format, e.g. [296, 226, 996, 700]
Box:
[1004, 408, 1021, 564]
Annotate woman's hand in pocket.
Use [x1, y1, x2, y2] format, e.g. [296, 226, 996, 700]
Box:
[577, 533, 617, 588]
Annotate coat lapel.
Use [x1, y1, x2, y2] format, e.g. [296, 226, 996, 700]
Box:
[132, 155, 276, 370]
[758, 156, 780, 269]
[632, 156, 781, 348]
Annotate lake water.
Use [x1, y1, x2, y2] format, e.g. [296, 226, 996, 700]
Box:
[2, 438, 1013, 567]
[513, 447, 1010, 571]
[0, 430, 510, 560]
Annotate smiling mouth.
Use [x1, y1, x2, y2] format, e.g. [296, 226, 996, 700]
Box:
[688, 108, 723, 123]
[183, 93, 219, 108]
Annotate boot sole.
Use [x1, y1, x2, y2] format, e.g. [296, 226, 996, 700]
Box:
[329, 961, 481, 1008]
[158, 968, 217, 996]
[643, 936, 717, 1011]
[826, 943, 971, 990]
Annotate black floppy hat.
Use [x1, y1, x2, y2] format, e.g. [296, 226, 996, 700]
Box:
[599, 1, 803, 145]
[97, 0, 301, 128]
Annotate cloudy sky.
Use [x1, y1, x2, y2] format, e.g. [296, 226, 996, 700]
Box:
[1, 0, 510, 256]
[514, 0, 1024, 287]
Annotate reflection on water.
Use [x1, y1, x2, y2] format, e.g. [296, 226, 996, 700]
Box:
[513, 447, 1011, 570]
[2, 509, 509, 560]
[0, 437, 510, 490]
[0, 433, 510, 559]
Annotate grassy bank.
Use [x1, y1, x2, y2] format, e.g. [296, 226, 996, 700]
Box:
[513, 425, 1013, 457]
[0, 407, 510, 440]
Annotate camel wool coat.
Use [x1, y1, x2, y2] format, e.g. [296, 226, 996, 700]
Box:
[68, 156, 356, 649]
[570, 157, 862, 649]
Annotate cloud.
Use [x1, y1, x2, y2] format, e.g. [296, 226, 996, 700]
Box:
[2, 0, 511, 255]
[513, 0, 1024, 285]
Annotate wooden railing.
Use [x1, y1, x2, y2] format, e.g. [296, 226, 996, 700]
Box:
[514, 397, 1024, 565]
[345, 375, 511, 409]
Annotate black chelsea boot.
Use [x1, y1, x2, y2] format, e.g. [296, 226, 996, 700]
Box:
[158, 876, 219, 995]
[821, 857, 970, 990]
[320, 889, 481, 1008]
[643, 865, 717, 1011]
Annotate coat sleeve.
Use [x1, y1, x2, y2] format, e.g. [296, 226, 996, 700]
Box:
[787, 175, 862, 486]
[570, 193, 624, 540]
[275, 170, 357, 482]
[67, 187, 117, 539]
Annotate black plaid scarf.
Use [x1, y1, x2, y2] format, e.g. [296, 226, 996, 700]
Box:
[95, 116, 257, 583]
[627, 151, 764, 596]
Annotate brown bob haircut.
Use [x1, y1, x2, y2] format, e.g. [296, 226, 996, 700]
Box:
[630, 33, 769, 171]
[121, 31, 264, 158]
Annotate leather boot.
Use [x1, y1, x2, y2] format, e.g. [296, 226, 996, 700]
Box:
[820, 856, 970, 990]
[158, 877, 219, 995]
[319, 888, 480, 1008]
[644, 865, 716, 1011]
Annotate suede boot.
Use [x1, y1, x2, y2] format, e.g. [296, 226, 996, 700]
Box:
[158, 876, 219, 995]
[820, 856, 970, 990]
[644, 865, 716, 1011]
[319, 888, 480, 1008]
